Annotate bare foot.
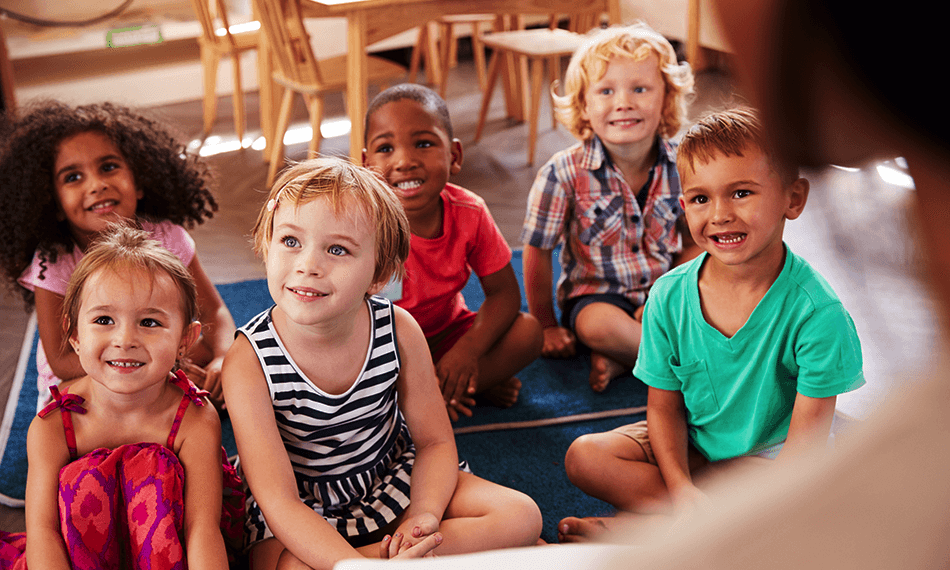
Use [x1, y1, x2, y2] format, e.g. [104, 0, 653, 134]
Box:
[588, 352, 628, 392]
[557, 516, 612, 543]
[481, 377, 522, 408]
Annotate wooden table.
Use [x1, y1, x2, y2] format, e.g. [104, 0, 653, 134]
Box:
[280, 0, 621, 160]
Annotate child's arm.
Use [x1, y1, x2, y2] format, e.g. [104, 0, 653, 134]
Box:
[176, 399, 229, 569]
[24, 414, 73, 569]
[778, 393, 837, 461]
[436, 263, 520, 418]
[34, 288, 85, 381]
[646, 386, 707, 512]
[223, 336, 421, 569]
[523, 245, 576, 358]
[392, 306, 459, 544]
[188, 255, 236, 403]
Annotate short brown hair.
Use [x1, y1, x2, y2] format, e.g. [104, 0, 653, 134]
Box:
[252, 157, 411, 285]
[63, 222, 198, 341]
[677, 107, 797, 183]
[554, 22, 694, 141]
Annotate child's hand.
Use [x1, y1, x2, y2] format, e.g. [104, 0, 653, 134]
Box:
[541, 326, 577, 358]
[395, 512, 441, 545]
[201, 356, 225, 405]
[380, 531, 443, 559]
[634, 305, 645, 321]
[435, 349, 478, 420]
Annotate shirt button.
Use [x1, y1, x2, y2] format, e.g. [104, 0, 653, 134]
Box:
[640, 277, 648, 285]
[594, 207, 603, 215]
[630, 215, 640, 223]
[632, 245, 640, 253]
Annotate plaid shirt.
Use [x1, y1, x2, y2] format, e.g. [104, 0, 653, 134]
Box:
[521, 136, 682, 308]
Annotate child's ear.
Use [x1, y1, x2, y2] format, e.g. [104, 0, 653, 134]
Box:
[179, 321, 202, 354]
[784, 177, 810, 220]
[450, 138, 464, 176]
[361, 148, 368, 166]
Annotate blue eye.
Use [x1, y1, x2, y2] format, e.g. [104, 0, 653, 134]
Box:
[600, 88, 614, 95]
[328, 244, 348, 256]
[93, 315, 114, 325]
[634, 86, 646, 93]
[281, 236, 300, 248]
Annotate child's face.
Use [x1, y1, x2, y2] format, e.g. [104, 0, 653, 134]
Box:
[679, 146, 808, 270]
[69, 266, 195, 396]
[54, 131, 142, 250]
[362, 99, 462, 221]
[582, 54, 665, 152]
[265, 196, 381, 328]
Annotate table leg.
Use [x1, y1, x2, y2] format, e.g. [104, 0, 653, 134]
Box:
[347, 10, 369, 160]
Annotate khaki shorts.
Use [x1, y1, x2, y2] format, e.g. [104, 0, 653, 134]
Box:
[613, 421, 776, 480]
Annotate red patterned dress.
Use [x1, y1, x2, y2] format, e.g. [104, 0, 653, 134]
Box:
[0, 371, 244, 569]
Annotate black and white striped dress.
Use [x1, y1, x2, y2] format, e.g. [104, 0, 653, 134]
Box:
[239, 296, 415, 546]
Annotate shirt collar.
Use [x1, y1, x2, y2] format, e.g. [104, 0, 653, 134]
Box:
[580, 135, 675, 172]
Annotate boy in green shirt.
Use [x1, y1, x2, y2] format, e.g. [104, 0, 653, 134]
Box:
[559, 107, 865, 542]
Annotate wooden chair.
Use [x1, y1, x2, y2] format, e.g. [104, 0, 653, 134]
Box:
[410, 14, 495, 97]
[190, 0, 260, 141]
[254, 0, 406, 185]
[474, 12, 603, 165]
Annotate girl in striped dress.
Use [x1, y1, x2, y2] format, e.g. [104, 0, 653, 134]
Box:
[222, 158, 542, 570]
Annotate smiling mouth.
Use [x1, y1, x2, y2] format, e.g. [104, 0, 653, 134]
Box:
[107, 360, 144, 368]
[87, 200, 118, 213]
[394, 179, 423, 191]
[609, 118, 642, 127]
[712, 233, 746, 244]
[289, 287, 327, 298]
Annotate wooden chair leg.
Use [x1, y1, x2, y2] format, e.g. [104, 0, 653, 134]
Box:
[471, 22, 488, 92]
[307, 94, 324, 157]
[474, 50, 501, 143]
[549, 55, 559, 130]
[200, 45, 220, 136]
[409, 24, 427, 83]
[528, 56, 544, 165]
[267, 88, 294, 187]
[424, 20, 442, 87]
[438, 21, 453, 98]
[231, 50, 246, 144]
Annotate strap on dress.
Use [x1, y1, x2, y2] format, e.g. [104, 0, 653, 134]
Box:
[36, 369, 210, 457]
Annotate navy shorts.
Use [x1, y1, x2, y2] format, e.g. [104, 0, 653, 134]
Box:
[561, 293, 641, 331]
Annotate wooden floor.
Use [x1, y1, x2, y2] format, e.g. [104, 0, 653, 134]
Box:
[0, 50, 937, 532]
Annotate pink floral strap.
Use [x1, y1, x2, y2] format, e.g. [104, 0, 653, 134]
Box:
[37, 385, 86, 460]
[166, 369, 209, 448]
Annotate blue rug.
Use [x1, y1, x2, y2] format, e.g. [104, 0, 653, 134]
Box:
[0, 250, 648, 541]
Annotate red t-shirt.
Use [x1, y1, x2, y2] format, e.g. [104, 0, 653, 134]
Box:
[393, 183, 511, 338]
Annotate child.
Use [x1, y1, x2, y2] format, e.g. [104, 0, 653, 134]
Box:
[0, 100, 235, 408]
[557, 108, 865, 542]
[363, 84, 543, 421]
[521, 23, 697, 392]
[221, 158, 542, 570]
[0, 224, 243, 568]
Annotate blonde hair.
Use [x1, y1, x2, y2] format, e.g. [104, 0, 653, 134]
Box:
[554, 22, 694, 141]
[678, 107, 797, 183]
[63, 222, 198, 341]
[252, 158, 411, 285]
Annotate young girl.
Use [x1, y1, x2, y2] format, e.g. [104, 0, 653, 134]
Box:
[222, 158, 542, 570]
[0, 224, 243, 569]
[0, 100, 235, 408]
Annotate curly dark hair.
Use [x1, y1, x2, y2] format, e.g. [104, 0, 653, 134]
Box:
[0, 100, 218, 308]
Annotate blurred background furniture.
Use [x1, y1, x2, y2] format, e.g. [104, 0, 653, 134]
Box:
[254, 0, 406, 184]
[474, 9, 607, 164]
[190, 0, 260, 141]
[0, 24, 15, 112]
[410, 14, 495, 97]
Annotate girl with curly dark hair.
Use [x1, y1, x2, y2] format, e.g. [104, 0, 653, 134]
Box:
[0, 100, 234, 409]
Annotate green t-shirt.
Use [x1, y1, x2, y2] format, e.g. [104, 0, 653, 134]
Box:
[633, 245, 865, 461]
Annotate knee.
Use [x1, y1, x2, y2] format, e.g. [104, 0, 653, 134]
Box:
[517, 312, 544, 356]
[564, 434, 607, 486]
[505, 491, 543, 546]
